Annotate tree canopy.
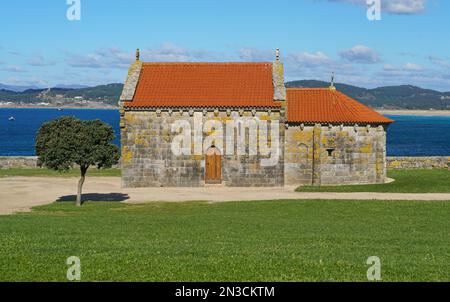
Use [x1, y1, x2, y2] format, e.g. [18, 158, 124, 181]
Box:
[36, 116, 120, 205]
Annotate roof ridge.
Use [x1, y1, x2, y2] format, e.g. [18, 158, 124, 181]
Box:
[142, 62, 272, 65]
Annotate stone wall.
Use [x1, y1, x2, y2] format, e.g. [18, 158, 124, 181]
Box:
[121, 109, 285, 187]
[285, 124, 388, 185]
[387, 156, 450, 169]
[0, 156, 39, 169]
[0, 157, 119, 170]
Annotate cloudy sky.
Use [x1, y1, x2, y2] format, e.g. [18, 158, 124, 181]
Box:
[0, 0, 449, 91]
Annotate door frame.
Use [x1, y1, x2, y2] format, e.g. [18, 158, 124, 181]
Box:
[205, 146, 222, 184]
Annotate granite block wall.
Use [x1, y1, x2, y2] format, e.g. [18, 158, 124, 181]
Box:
[285, 124, 388, 185]
[387, 156, 450, 169]
[120, 109, 285, 187]
[0, 157, 39, 169]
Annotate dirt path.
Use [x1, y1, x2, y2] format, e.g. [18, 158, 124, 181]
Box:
[1, 176, 450, 215]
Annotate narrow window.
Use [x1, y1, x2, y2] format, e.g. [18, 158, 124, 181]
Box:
[326, 148, 335, 157]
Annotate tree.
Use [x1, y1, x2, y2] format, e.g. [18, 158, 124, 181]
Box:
[36, 116, 120, 206]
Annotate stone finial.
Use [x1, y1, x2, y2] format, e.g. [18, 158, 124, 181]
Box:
[273, 48, 286, 101]
[136, 48, 140, 61]
[329, 72, 336, 91]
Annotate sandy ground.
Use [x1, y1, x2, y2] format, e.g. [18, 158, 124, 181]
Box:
[1, 176, 450, 216]
[376, 109, 450, 116]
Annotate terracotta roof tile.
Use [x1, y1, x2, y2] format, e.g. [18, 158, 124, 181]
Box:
[287, 88, 393, 124]
[124, 62, 280, 108]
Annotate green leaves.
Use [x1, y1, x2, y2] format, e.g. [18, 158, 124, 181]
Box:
[35, 116, 120, 173]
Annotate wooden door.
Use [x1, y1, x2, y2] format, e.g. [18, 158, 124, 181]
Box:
[205, 147, 222, 184]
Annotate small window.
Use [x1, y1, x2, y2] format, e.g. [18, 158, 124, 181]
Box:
[326, 148, 335, 157]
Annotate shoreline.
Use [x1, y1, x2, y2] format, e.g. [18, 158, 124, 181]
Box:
[1, 107, 450, 116]
[376, 109, 450, 117]
[0, 105, 118, 110]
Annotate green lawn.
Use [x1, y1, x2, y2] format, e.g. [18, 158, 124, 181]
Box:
[0, 168, 121, 178]
[296, 169, 450, 193]
[0, 200, 449, 281]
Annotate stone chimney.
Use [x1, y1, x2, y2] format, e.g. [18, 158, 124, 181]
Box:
[273, 48, 286, 101]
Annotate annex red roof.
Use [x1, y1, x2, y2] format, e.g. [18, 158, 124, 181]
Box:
[287, 88, 393, 124]
[124, 62, 280, 108]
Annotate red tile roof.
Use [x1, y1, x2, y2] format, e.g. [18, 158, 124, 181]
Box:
[287, 88, 393, 124]
[124, 62, 280, 108]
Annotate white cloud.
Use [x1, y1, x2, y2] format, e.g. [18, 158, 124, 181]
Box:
[65, 47, 132, 69]
[140, 43, 219, 62]
[27, 54, 57, 67]
[286, 51, 360, 82]
[1, 66, 27, 73]
[2, 76, 48, 87]
[404, 62, 424, 71]
[382, 64, 397, 71]
[380, 62, 425, 74]
[65, 44, 219, 69]
[383, 0, 427, 14]
[373, 62, 450, 91]
[8, 50, 21, 56]
[327, 0, 427, 14]
[4, 43, 450, 91]
[289, 51, 332, 67]
[429, 55, 450, 69]
[238, 48, 275, 61]
[339, 45, 381, 64]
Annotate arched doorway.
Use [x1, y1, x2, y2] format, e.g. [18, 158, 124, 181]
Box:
[205, 146, 222, 184]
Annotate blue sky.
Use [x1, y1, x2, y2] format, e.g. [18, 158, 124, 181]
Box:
[0, 0, 449, 90]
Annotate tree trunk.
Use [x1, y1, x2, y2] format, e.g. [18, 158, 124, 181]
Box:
[76, 167, 88, 207]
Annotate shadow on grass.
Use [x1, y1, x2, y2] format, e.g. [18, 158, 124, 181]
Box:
[56, 193, 130, 202]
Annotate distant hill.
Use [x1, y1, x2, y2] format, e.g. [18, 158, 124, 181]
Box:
[286, 80, 450, 110]
[0, 83, 124, 106]
[54, 84, 90, 89]
[1, 81, 450, 109]
[0, 83, 42, 92]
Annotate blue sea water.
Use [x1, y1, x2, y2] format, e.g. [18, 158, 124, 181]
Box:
[1, 108, 450, 156]
[386, 115, 450, 156]
[0, 108, 120, 156]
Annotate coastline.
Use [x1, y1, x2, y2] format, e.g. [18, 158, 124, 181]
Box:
[376, 109, 450, 117]
[1, 106, 450, 116]
[0, 105, 118, 110]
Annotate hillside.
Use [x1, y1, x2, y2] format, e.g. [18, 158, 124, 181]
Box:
[0, 83, 123, 107]
[1, 81, 450, 109]
[286, 80, 450, 110]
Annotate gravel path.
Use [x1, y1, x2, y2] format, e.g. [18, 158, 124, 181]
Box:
[1, 176, 450, 215]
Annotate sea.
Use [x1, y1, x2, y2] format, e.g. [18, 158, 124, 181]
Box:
[1, 108, 450, 156]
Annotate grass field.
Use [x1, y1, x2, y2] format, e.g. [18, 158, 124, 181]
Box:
[0, 200, 449, 281]
[297, 169, 450, 193]
[0, 168, 121, 177]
